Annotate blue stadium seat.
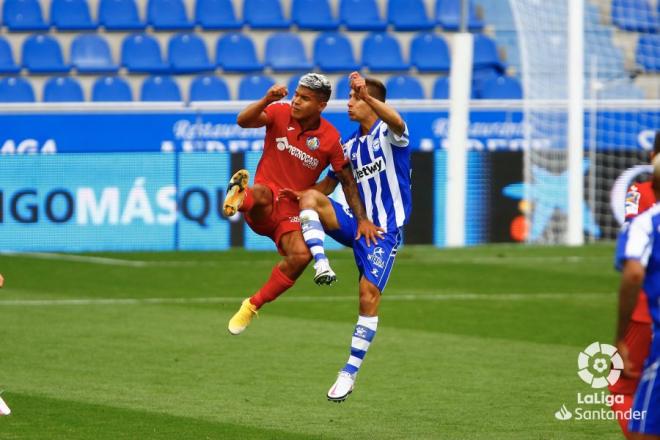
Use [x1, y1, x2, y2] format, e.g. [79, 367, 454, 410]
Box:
[22, 34, 70, 73]
[612, 0, 658, 33]
[473, 34, 505, 71]
[98, 0, 144, 30]
[141, 75, 181, 101]
[92, 76, 133, 101]
[287, 74, 302, 93]
[195, 0, 241, 30]
[216, 33, 263, 72]
[636, 33, 660, 71]
[121, 33, 169, 73]
[362, 33, 408, 72]
[244, 0, 289, 29]
[314, 32, 359, 72]
[410, 32, 450, 72]
[388, 0, 433, 31]
[435, 0, 483, 31]
[71, 34, 118, 73]
[335, 75, 351, 99]
[386, 75, 425, 99]
[3, 0, 49, 31]
[0, 38, 21, 73]
[0, 77, 35, 102]
[43, 76, 84, 102]
[432, 76, 449, 99]
[169, 33, 214, 73]
[50, 0, 96, 30]
[292, 0, 338, 30]
[238, 74, 275, 100]
[190, 75, 230, 101]
[147, 0, 193, 30]
[477, 75, 522, 99]
[265, 33, 312, 72]
[340, 0, 386, 31]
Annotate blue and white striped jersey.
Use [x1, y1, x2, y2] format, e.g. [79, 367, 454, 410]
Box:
[330, 119, 412, 233]
[616, 203, 660, 321]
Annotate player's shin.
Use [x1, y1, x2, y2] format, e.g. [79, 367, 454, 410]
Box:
[301, 209, 336, 285]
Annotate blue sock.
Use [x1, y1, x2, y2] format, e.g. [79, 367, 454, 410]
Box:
[342, 315, 378, 376]
[301, 209, 327, 263]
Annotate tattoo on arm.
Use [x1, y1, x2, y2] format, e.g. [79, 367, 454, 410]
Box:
[337, 166, 367, 221]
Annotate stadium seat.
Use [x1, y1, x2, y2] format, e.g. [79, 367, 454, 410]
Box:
[435, 0, 484, 31]
[22, 34, 70, 73]
[362, 33, 408, 72]
[477, 75, 522, 99]
[243, 0, 289, 29]
[121, 33, 169, 73]
[0, 77, 35, 102]
[50, 0, 96, 30]
[238, 74, 275, 100]
[335, 75, 351, 99]
[386, 75, 425, 99]
[340, 0, 386, 31]
[314, 32, 359, 72]
[98, 0, 144, 30]
[292, 0, 338, 30]
[636, 33, 660, 72]
[141, 75, 181, 101]
[265, 33, 312, 72]
[432, 76, 449, 99]
[43, 76, 84, 102]
[410, 32, 450, 72]
[473, 34, 505, 71]
[92, 76, 133, 101]
[287, 74, 302, 93]
[168, 33, 214, 73]
[388, 0, 433, 31]
[71, 34, 118, 73]
[0, 38, 21, 73]
[4, 0, 49, 31]
[190, 75, 230, 101]
[195, 0, 241, 30]
[147, 0, 193, 30]
[612, 0, 658, 33]
[216, 33, 263, 72]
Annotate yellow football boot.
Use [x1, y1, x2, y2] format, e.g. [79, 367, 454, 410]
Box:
[223, 169, 250, 217]
[228, 298, 258, 335]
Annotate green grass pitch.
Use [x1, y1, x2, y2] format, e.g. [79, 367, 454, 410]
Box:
[0, 244, 626, 439]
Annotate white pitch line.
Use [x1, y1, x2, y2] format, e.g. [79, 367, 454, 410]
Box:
[0, 252, 217, 267]
[0, 292, 609, 307]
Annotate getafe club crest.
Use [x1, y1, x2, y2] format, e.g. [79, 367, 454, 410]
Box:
[306, 136, 320, 151]
[372, 138, 381, 151]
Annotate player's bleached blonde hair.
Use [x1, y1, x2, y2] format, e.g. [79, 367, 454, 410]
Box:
[298, 73, 332, 102]
[653, 154, 660, 181]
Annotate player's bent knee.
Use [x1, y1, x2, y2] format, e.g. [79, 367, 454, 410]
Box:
[299, 190, 324, 210]
[288, 249, 312, 269]
[252, 184, 273, 206]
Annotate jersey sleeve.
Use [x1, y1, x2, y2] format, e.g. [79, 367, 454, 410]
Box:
[615, 216, 653, 270]
[625, 184, 642, 220]
[383, 121, 409, 148]
[329, 135, 349, 172]
[264, 102, 289, 129]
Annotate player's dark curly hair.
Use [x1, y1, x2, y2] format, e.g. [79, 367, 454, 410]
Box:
[654, 130, 660, 155]
[365, 78, 387, 102]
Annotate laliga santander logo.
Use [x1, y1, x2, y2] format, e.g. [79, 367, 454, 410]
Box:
[577, 342, 623, 389]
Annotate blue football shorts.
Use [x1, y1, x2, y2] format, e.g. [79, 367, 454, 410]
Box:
[629, 358, 660, 435]
[326, 198, 401, 293]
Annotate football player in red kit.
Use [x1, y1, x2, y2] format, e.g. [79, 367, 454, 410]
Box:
[223, 73, 380, 335]
[611, 131, 659, 439]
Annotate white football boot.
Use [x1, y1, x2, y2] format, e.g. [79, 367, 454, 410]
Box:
[327, 371, 355, 402]
[313, 259, 336, 286]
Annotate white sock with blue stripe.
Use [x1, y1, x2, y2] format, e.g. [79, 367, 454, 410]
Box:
[342, 315, 378, 376]
[301, 209, 327, 263]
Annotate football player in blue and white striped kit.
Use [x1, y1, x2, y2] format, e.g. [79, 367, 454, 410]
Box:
[280, 72, 411, 402]
[616, 155, 660, 438]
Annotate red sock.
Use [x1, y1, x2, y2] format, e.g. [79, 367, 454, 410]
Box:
[239, 187, 254, 212]
[249, 265, 295, 309]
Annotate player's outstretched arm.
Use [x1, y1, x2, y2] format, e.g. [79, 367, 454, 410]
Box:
[349, 72, 405, 137]
[236, 85, 288, 128]
[335, 165, 384, 246]
[615, 259, 644, 378]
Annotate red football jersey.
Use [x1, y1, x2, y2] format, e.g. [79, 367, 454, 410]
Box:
[625, 181, 656, 323]
[254, 103, 347, 191]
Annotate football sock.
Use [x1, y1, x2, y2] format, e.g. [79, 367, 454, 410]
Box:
[301, 209, 327, 263]
[249, 265, 295, 309]
[342, 315, 378, 376]
[238, 187, 254, 212]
